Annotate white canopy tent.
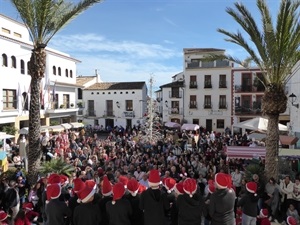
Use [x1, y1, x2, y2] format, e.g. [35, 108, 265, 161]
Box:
[165, 122, 181, 129]
[69, 122, 84, 129]
[181, 124, 200, 131]
[233, 117, 288, 132]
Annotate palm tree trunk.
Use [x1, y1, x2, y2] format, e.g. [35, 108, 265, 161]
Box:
[265, 114, 280, 180]
[27, 47, 46, 185]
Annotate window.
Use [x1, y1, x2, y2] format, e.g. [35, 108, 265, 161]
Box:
[204, 95, 212, 108]
[170, 87, 180, 98]
[11, 56, 16, 68]
[219, 74, 227, 88]
[126, 100, 133, 111]
[78, 88, 82, 100]
[13, 32, 22, 38]
[70, 70, 73, 78]
[65, 69, 68, 77]
[20, 60, 25, 74]
[204, 75, 212, 88]
[27, 61, 30, 75]
[190, 75, 197, 88]
[1, 28, 10, 34]
[58, 67, 61, 76]
[217, 119, 225, 129]
[219, 95, 227, 109]
[2, 54, 7, 67]
[53, 66, 56, 75]
[192, 119, 199, 125]
[3, 89, 17, 109]
[189, 95, 197, 108]
[171, 101, 179, 114]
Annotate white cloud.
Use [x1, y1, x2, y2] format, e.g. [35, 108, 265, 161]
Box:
[163, 17, 177, 27]
[49, 33, 182, 89]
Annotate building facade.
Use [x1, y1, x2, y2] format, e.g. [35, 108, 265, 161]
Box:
[0, 14, 79, 136]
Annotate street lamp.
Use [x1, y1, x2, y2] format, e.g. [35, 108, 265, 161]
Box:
[116, 101, 120, 108]
[289, 93, 299, 108]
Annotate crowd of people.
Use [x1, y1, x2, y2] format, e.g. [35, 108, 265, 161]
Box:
[0, 124, 299, 225]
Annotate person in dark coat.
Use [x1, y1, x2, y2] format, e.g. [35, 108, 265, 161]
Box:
[45, 184, 71, 225]
[177, 178, 205, 225]
[140, 169, 170, 225]
[209, 172, 236, 225]
[237, 181, 259, 225]
[98, 175, 113, 225]
[125, 178, 144, 225]
[106, 182, 132, 225]
[73, 182, 102, 225]
[171, 181, 185, 225]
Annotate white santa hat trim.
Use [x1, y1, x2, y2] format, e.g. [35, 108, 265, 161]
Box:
[128, 190, 139, 197]
[81, 188, 96, 203]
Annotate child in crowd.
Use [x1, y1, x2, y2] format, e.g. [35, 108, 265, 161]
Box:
[257, 209, 271, 225]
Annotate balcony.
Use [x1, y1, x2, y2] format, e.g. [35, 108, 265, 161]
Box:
[78, 109, 84, 116]
[86, 110, 96, 117]
[204, 103, 212, 109]
[235, 105, 262, 115]
[103, 110, 114, 117]
[168, 107, 183, 115]
[169, 91, 183, 98]
[204, 82, 212, 89]
[235, 85, 262, 92]
[219, 81, 227, 88]
[46, 101, 78, 113]
[189, 103, 198, 109]
[219, 103, 228, 109]
[186, 61, 200, 68]
[123, 111, 135, 118]
[189, 82, 198, 89]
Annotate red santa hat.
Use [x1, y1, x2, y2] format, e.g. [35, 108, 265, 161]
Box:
[208, 183, 216, 194]
[77, 185, 95, 203]
[138, 184, 147, 194]
[22, 202, 34, 211]
[85, 180, 97, 190]
[0, 210, 8, 222]
[174, 182, 184, 195]
[102, 175, 113, 196]
[47, 173, 61, 186]
[165, 178, 176, 193]
[215, 173, 229, 189]
[47, 183, 61, 201]
[161, 177, 167, 187]
[118, 176, 129, 188]
[287, 216, 297, 225]
[112, 182, 125, 203]
[60, 175, 69, 186]
[183, 178, 197, 197]
[246, 182, 257, 194]
[73, 178, 85, 193]
[127, 179, 140, 196]
[260, 208, 268, 218]
[148, 170, 161, 187]
[97, 168, 104, 177]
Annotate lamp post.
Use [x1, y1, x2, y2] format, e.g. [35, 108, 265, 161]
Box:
[289, 93, 299, 108]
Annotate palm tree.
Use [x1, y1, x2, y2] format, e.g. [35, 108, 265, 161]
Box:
[218, 0, 300, 179]
[9, 0, 103, 185]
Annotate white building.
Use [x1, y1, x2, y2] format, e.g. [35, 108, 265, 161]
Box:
[183, 48, 233, 132]
[0, 14, 79, 136]
[82, 81, 147, 129]
[289, 61, 300, 148]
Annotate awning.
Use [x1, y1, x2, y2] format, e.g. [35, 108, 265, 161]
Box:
[48, 125, 65, 132]
[20, 126, 50, 134]
[226, 146, 266, 159]
[181, 123, 200, 131]
[61, 123, 72, 130]
[70, 122, 84, 128]
[279, 148, 300, 157]
[280, 135, 299, 145]
[165, 122, 181, 128]
[0, 132, 14, 139]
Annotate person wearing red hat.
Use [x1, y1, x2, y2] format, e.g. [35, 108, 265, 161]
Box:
[140, 169, 170, 225]
[73, 183, 102, 225]
[257, 208, 271, 225]
[209, 172, 236, 225]
[98, 175, 113, 225]
[106, 183, 132, 225]
[125, 178, 144, 225]
[204, 180, 216, 225]
[177, 178, 205, 225]
[22, 202, 39, 224]
[45, 183, 71, 225]
[237, 181, 259, 225]
[0, 210, 9, 225]
[287, 216, 297, 225]
[68, 178, 84, 225]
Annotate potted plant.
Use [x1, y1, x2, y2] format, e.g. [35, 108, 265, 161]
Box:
[60, 104, 64, 109]
[77, 102, 83, 108]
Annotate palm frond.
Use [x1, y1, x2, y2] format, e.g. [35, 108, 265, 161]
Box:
[40, 159, 75, 176]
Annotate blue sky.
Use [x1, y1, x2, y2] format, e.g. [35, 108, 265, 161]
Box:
[0, 0, 280, 90]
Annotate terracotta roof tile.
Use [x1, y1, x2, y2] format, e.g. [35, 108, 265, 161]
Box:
[76, 76, 96, 86]
[160, 81, 184, 88]
[85, 82, 146, 90]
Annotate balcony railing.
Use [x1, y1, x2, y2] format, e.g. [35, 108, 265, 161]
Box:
[204, 82, 212, 88]
[78, 109, 84, 116]
[235, 85, 264, 92]
[204, 103, 212, 109]
[86, 110, 96, 117]
[168, 107, 183, 115]
[123, 111, 135, 118]
[169, 91, 183, 98]
[219, 81, 227, 88]
[103, 110, 114, 117]
[189, 82, 198, 89]
[189, 103, 197, 109]
[219, 102, 228, 109]
[187, 61, 200, 68]
[235, 106, 262, 115]
[48, 101, 77, 110]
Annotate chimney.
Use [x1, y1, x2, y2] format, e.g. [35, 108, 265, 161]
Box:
[95, 69, 102, 83]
